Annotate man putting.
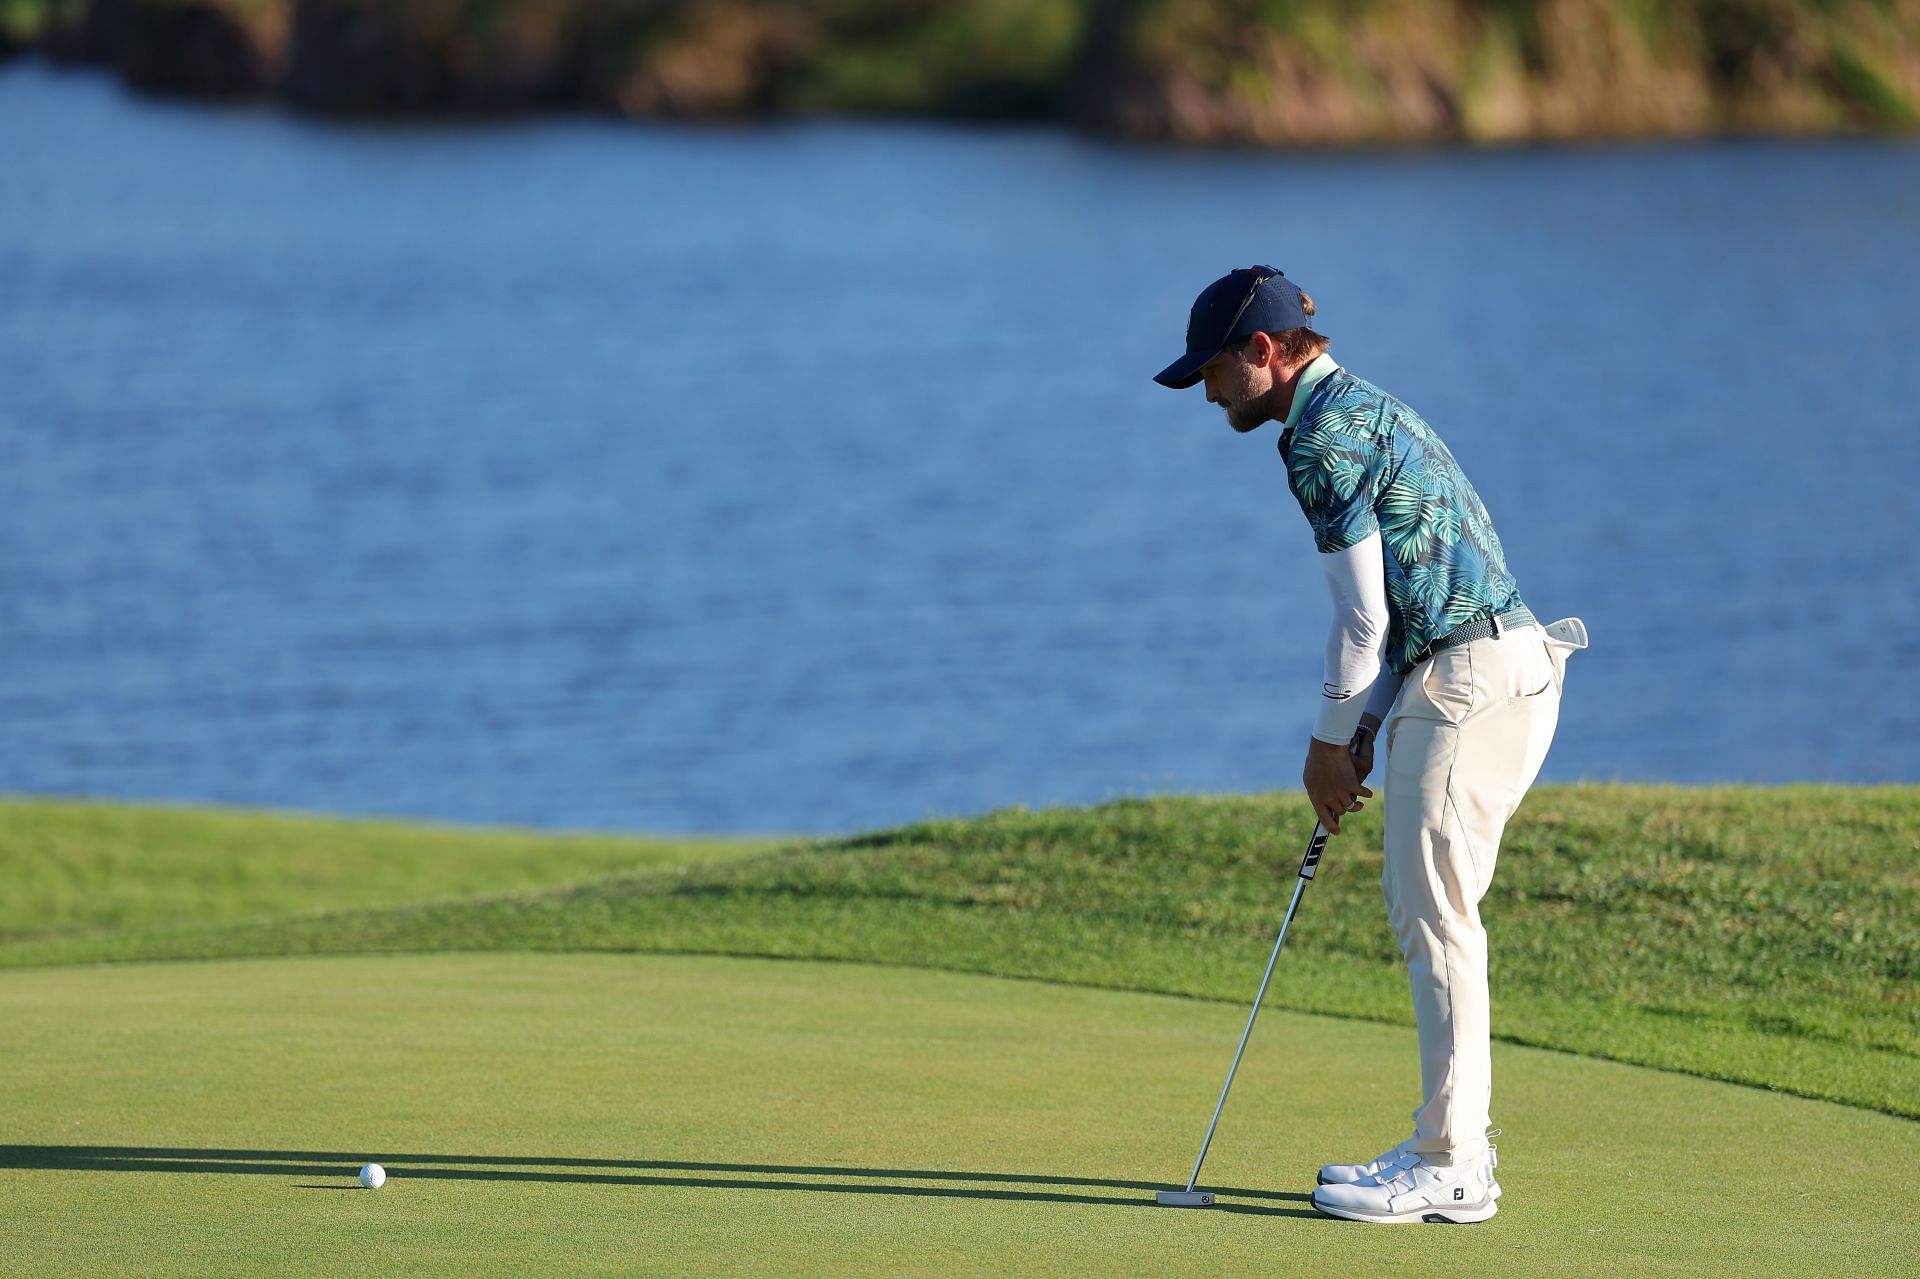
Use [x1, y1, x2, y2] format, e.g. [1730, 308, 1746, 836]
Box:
[1154, 266, 1585, 1224]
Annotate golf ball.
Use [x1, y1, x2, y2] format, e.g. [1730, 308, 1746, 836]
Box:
[358, 1163, 386, 1189]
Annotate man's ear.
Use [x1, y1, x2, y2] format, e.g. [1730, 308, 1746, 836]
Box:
[1245, 331, 1277, 368]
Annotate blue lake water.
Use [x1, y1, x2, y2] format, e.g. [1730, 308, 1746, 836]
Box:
[3, 64, 1918, 834]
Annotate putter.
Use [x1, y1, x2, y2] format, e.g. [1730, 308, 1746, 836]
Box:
[1155, 821, 1331, 1208]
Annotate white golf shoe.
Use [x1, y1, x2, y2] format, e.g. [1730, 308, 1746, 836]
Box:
[1318, 1136, 1501, 1197]
[1315, 1138, 1414, 1187]
[1311, 1146, 1500, 1225]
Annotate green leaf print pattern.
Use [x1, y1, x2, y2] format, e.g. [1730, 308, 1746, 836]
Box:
[1281, 370, 1524, 673]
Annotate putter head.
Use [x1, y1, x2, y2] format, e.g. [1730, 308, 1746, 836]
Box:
[1155, 1190, 1214, 1207]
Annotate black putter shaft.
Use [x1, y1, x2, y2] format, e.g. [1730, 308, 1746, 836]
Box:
[1159, 821, 1330, 1205]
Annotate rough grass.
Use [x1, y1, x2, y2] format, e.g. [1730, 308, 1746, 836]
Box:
[0, 797, 781, 936]
[2, 786, 1914, 1119]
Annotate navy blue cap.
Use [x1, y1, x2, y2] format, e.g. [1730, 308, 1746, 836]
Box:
[1153, 266, 1311, 389]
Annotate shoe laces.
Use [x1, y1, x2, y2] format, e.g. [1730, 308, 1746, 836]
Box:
[1360, 1139, 1413, 1175]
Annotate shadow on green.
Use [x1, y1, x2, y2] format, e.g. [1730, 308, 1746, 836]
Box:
[0, 1145, 1317, 1218]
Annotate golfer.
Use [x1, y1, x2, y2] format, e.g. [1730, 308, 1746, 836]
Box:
[1154, 266, 1584, 1224]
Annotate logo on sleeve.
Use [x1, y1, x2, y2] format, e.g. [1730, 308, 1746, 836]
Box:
[1323, 683, 1354, 701]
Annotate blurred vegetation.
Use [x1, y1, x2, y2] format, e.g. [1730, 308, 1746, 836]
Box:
[4, 1, 1920, 140]
[787, 0, 1084, 119]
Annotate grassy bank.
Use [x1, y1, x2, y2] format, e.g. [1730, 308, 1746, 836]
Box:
[7, 0, 1920, 142]
[3, 786, 1914, 1119]
[0, 798, 781, 936]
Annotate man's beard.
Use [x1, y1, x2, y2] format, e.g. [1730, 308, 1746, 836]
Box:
[1225, 396, 1269, 433]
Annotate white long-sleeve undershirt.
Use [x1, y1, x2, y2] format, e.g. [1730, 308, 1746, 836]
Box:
[1311, 532, 1396, 744]
[1362, 659, 1406, 727]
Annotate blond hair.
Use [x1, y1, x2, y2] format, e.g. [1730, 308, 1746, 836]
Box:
[1235, 289, 1328, 365]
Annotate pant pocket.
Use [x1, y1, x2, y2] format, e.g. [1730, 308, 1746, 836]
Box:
[1514, 633, 1556, 699]
[1418, 649, 1474, 723]
[1539, 617, 1588, 694]
[1542, 641, 1573, 692]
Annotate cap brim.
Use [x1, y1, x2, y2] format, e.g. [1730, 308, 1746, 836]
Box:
[1153, 347, 1214, 390]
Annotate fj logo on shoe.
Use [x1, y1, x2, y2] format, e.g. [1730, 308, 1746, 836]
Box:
[1453, 1187, 1464, 1201]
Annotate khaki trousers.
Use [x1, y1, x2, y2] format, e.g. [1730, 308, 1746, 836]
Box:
[1381, 619, 1580, 1166]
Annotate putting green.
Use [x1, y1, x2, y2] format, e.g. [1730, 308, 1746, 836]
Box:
[1, 954, 1913, 1278]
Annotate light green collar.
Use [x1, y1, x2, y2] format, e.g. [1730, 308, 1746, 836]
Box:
[1282, 353, 1340, 431]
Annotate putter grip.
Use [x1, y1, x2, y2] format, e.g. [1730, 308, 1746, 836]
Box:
[1297, 825, 1329, 880]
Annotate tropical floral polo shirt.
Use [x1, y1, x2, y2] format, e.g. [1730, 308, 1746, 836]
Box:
[1278, 357, 1527, 676]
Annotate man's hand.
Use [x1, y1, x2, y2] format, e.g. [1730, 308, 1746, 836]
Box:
[1304, 737, 1373, 835]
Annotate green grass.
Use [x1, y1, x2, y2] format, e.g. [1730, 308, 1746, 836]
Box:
[0, 797, 782, 936]
[3, 953, 1915, 1278]
[2, 791, 1915, 1275]
[2, 786, 1915, 1120]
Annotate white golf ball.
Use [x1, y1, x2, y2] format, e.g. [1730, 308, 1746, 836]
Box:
[358, 1163, 386, 1189]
